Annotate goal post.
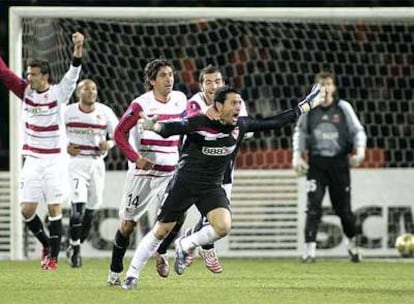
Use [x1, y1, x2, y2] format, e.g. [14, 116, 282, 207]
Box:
[9, 8, 23, 260]
[8, 6, 414, 260]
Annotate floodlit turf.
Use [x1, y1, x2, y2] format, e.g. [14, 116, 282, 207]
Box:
[1, 258, 414, 304]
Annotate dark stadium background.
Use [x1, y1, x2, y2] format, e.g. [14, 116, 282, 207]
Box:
[0, 0, 413, 170]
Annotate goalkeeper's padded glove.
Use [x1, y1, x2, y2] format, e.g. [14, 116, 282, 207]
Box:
[297, 84, 326, 114]
[292, 151, 309, 176]
[349, 147, 366, 168]
[138, 112, 161, 133]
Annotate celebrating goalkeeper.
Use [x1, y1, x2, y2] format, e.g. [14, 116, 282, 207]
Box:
[121, 84, 325, 290]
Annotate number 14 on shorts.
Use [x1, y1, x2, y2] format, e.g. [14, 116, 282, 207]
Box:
[127, 193, 140, 208]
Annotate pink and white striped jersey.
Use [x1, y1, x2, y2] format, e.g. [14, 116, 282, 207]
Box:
[187, 91, 248, 117]
[115, 90, 187, 177]
[21, 66, 81, 158]
[65, 102, 119, 158]
[0, 58, 81, 158]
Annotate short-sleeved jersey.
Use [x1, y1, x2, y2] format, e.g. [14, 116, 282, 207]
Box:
[0, 58, 81, 158]
[115, 90, 187, 177]
[158, 109, 298, 188]
[65, 102, 119, 158]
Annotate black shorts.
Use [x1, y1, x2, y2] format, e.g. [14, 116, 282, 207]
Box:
[157, 175, 231, 223]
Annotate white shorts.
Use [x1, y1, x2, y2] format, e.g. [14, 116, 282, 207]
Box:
[20, 156, 69, 205]
[119, 170, 173, 222]
[69, 156, 105, 210]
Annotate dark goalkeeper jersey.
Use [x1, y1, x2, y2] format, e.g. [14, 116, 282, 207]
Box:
[157, 108, 299, 188]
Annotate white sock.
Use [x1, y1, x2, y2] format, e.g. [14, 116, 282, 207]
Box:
[180, 225, 220, 252]
[346, 237, 357, 250]
[304, 242, 316, 258]
[70, 239, 81, 246]
[125, 232, 162, 278]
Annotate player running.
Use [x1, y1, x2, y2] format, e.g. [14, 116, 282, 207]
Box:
[107, 58, 187, 285]
[121, 84, 325, 289]
[182, 65, 250, 273]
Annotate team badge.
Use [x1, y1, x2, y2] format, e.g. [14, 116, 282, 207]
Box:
[188, 101, 201, 110]
[332, 114, 341, 123]
[231, 127, 240, 140]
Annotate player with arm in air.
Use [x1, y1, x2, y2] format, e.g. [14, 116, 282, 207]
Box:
[0, 32, 84, 270]
[107, 58, 187, 285]
[64, 79, 119, 267]
[150, 65, 246, 276]
[180, 65, 250, 273]
[121, 84, 324, 289]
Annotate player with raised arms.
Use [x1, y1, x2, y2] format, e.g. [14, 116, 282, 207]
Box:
[121, 84, 325, 289]
[0, 32, 84, 270]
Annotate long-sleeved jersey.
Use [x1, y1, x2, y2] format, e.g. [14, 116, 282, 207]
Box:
[157, 108, 299, 187]
[292, 99, 366, 158]
[114, 90, 187, 177]
[186, 92, 250, 185]
[0, 57, 81, 158]
[65, 102, 119, 158]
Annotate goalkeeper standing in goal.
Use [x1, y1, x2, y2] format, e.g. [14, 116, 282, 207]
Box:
[0, 32, 84, 270]
[65, 79, 119, 268]
[292, 71, 367, 263]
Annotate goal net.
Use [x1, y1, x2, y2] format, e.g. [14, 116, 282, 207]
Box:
[6, 7, 414, 259]
[19, 11, 414, 170]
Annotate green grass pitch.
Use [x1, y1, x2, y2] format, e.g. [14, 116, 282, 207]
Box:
[1, 258, 413, 304]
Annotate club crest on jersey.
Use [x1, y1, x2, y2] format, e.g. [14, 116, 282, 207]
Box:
[332, 114, 341, 123]
[188, 101, 200, 110]
[231, 127, 240, 140]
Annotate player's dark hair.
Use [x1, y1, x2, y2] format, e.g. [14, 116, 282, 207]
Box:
[315, 70, 336, 85]
[27, 59, 53, 83]
[214, 86, 240, 104]
[143, 58, 174, 91]
[198, 65, 222, 83]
